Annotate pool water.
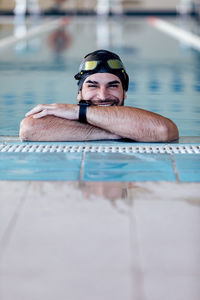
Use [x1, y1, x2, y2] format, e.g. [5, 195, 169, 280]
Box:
[0, 141, 200, 182]
[0, 16, 200, 137]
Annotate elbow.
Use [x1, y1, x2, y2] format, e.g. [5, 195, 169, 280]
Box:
[19, 116, 36, 141]
[159, 121, 179, 142]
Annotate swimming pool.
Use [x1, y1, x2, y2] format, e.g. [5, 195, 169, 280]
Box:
[0, 15, 200, 182]
[0, 16, 200, 137]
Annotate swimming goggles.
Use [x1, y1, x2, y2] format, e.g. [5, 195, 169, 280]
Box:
[79, 59, 125, 73]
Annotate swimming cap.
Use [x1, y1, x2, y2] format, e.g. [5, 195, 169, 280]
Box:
[74, 49, 129, 91]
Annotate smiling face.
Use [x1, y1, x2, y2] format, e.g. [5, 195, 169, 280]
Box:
[77, 73, 126, 106]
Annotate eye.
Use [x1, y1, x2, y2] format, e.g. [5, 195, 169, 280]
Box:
[109, 84, 118, 88]
[88, 84, 98, 88]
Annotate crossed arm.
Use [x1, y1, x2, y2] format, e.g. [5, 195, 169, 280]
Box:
[19, 103, 179, 142]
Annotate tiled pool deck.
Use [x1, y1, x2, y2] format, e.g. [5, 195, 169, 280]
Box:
[0, 137, 200, 300]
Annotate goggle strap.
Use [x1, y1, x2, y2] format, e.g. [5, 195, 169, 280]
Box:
[80, 59, 125, 72]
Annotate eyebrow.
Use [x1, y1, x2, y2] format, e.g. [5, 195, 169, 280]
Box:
[85, 80, 120, 85]
[85, 80, 98, 84]
[108, 80, 120, 85]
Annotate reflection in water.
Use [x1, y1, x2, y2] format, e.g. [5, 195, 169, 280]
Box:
[79, 181, 136, 212]
[96, 16, 110, 48]
[48, 17, 72, 62]
[79, 181, 200, 209]
[96, 16, 124, 50]
[13, 14, 41, 53]
[14, 15, 28, 52]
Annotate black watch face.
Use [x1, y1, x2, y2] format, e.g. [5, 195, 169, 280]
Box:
[79, 100, 91, 106]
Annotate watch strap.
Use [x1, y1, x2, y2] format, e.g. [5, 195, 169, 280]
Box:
[78, 101, 91, 123]
[79, 104, 87, 123]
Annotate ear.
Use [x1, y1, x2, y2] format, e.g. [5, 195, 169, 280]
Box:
[124, 92, 127, 100]
[77, 91, 82, 101]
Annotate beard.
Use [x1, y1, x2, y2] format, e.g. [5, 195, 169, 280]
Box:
[79, 98, 124, 106]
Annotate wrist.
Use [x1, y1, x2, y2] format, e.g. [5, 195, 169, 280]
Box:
[75, 104, 80, 120]
[78, 100, 91, 123]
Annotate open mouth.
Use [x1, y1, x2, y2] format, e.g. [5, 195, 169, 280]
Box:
[98, 102, 116, 106]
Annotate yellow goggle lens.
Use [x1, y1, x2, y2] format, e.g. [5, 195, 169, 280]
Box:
[107, 59, 123, 69]
[83, 61, 98, 71]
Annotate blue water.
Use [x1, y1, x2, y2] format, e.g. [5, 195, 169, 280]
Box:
[1, 141, 200, 182]
[0, 16, 200, 136]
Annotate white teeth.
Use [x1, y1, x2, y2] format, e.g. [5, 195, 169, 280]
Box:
[98, 104, 111, 106]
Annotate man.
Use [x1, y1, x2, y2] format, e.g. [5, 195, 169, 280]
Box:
[19, 49, 179, 142]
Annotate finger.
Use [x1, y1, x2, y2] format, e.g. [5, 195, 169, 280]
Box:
[33, 109, 49, 119]
[26, 106, 42, 116]
[25, 104, 49, 116]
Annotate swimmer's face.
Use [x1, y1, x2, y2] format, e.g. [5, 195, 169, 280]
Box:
[77, 73, 126, 106]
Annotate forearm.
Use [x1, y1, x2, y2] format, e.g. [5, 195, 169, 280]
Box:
[22, 103, 179, 142]
[87, 106, 179, 142]
[19, 115, 121, 141]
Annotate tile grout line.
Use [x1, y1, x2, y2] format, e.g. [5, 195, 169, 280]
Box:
[78, 142, 87, 183]
[170, 154, 180, 182]
[0, 182, 30, 261]
[129, 198, 146, 300]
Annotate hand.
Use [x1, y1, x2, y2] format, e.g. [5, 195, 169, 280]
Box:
[25, 103, 79, 120]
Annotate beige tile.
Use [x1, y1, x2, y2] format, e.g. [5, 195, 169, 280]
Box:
[0, 181, 133, 300]
[0, 181, 30, 244]
[1, 181, 200, 300]
[129, 182, 200, 300]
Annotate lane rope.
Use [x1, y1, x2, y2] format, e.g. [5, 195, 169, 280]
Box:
[0, 18, 62, 50]
[148, 17, 200, 51]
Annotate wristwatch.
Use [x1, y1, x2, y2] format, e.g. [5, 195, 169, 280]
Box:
[78, 100, 91, 123]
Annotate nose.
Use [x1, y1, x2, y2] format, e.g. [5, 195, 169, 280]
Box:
[96, 86, 108, 100]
